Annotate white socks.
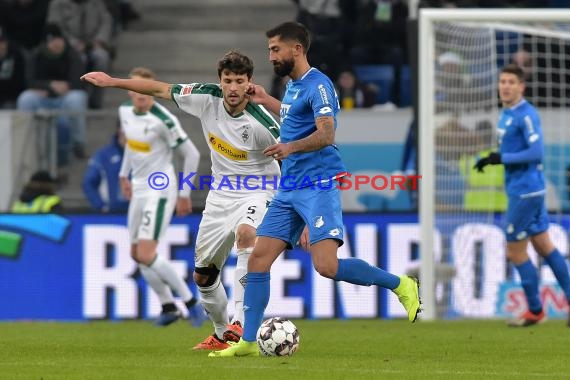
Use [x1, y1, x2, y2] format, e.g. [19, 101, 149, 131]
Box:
[231, 247, 252, 324]
[138, 263, 175, 305]
[198, 276, 229, 339]
[150, 254, 194, 302]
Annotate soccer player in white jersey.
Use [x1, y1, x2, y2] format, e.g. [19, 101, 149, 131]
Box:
[81, 51, 280, 349]
[116, 67, 206, 327]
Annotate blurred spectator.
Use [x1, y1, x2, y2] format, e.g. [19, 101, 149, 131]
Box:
[47, 0, 113, 109]
[350, 0, 408, 66]
[335, 70, 377, 109]
[0, 28, 26, 109]
[17, 23, 88, 165]
[511, 47, 570, 107]
[295, 0, 344, 79]
[118, 0, 141, 29]
[511, 49, 533, 81]
[82, 124, 129, 213]
[0, 0, 50, 53]
[269, 74, 289, 102]
[435, 51, 471, 113]
[510, 48, 540, 105]
[435, 118, 482, 210]
[11, 170, 63, 213]
[102, 0, 140, 36]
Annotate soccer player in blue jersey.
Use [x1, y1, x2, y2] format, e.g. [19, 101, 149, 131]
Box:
[209, 22, 421, 358]
[474, 64, 570, 327]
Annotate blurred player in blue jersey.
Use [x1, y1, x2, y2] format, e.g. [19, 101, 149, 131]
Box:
[474, 64, 570, 327]
[210, 22, 421, 358]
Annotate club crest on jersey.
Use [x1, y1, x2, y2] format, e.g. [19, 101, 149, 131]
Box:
[280, 104, 291, 123]
[241, 125, 250, 143]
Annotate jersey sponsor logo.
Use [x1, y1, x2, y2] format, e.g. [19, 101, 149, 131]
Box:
[127, 139, 151, 153]
[208, 132, 248, 161]
[181, 85, 194, 95]
[317, 84, 329, 105]
[318, 106, 332, 115]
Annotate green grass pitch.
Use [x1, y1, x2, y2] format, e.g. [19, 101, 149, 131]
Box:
[1, 319, 568, 379]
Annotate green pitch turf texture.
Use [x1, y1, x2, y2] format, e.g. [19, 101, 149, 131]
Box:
[1, 319, 568, 379]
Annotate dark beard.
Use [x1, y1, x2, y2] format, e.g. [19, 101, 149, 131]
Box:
[273, 58, 294, 77]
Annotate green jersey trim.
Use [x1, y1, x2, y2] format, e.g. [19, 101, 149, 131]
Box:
[173, 137, 187, 149]
[190, 83, 222, 97]
[170, 84, 181, 107]
[245, 102, 280, 139]
[150, 104, 176, 129]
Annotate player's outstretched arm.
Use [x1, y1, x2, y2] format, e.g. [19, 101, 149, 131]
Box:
[81, 71, 173, 100]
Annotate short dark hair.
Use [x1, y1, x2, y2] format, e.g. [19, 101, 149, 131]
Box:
[501, 64, 525, 82]
[44, 23, 64, 42]
[217, 50, 254, 79]
[266, 22, 310, 54]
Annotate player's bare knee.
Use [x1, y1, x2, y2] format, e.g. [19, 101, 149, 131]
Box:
[236, 225, 256, 248]
[313, 261, 336, 279]
[194, 266, 220, 288]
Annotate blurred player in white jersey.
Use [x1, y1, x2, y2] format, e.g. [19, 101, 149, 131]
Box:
[82, 51, 280, 349]
[117, 67, 206, 327]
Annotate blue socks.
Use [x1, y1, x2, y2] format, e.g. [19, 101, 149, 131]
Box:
[544, 248, 570, 302]
[515, 259, 542, 313]
[334, 258, 400, 289]
[242, 272, 270, 342]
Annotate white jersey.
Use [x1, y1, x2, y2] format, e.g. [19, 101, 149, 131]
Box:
[119, 100, 189, 196]
[171, 83, 280, 194]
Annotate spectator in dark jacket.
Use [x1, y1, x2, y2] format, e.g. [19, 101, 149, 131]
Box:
[11, 170, 63, 213]
[0, 0, 51, 52]
[335, 70, 377, 109]
[0, 28, 26, 109]
[16, 24, 88, 162]
[47, 0, 113, 109]
[82, 126, 129, 213]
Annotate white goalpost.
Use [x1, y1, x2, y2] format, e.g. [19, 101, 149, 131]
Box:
[419, 9, 570, 320]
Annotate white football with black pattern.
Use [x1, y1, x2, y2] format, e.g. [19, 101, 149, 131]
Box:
[256, 317, 300, 357]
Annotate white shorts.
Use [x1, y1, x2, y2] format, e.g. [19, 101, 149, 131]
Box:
[127, 190, 177, 243]
[194, 190, 275, 269]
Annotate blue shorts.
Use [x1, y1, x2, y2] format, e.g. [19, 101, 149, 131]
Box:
[505, 195, 549, 242]
[257, 184, 344, 248]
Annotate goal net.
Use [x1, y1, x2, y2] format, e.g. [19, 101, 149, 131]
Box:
[418, 9, 570, 320]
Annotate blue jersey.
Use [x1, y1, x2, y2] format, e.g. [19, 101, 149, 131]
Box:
[279, 68, 346, 187]
[497, 99, 545, 197]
